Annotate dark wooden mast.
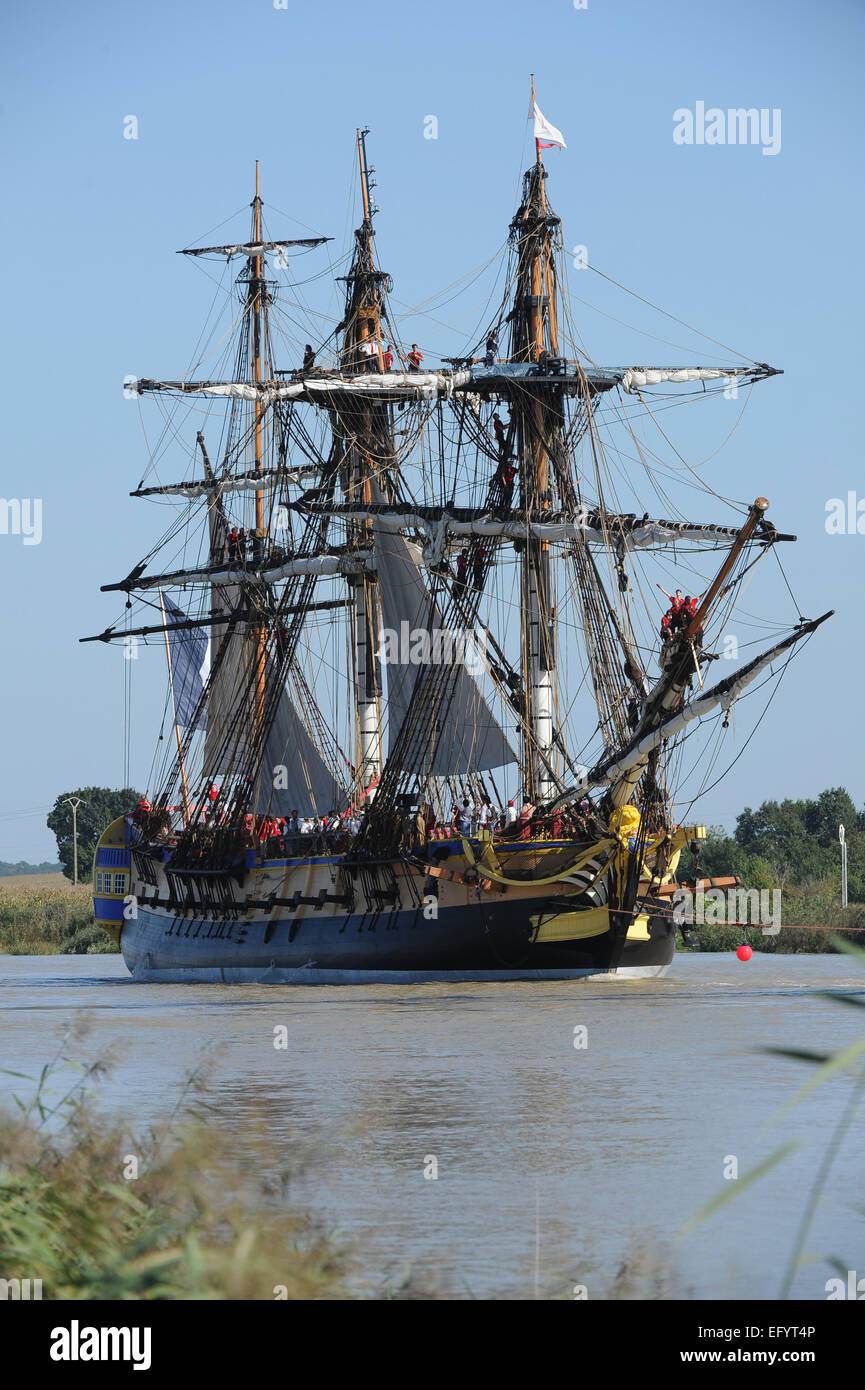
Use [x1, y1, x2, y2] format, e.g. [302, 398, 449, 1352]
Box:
[511, 77, 563, 803]
[339, 128, 389, 799]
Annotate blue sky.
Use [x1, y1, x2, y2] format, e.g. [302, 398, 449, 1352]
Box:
[1, 0, 863, 860]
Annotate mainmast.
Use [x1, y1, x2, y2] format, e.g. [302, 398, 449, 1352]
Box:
[513, 78, 562, 803]
[341, 128, 386, 798]
[251, 161, 267, 744]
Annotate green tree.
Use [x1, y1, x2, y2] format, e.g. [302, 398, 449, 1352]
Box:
[803, 787, 858, 848]
[679, 825, 778, 888]
[684, 789, 863, 903]
[47, 787, 141, 882]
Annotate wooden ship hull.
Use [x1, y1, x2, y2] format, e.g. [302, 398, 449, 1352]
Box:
[93, 816, 690, 981]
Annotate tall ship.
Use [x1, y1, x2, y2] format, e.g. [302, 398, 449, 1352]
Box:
[86, 88, 830, 982]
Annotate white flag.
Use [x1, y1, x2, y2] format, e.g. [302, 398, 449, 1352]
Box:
[533, 101, 566, 150]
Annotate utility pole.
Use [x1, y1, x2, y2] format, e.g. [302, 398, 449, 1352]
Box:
[63, 797, 84, 886]
[839, 823, 848, 909]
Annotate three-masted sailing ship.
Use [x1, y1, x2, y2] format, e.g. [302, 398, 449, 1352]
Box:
[86, 91, 830, 981]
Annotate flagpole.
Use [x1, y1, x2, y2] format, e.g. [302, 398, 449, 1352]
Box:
[530, 73, 543, 168]
[159, 587, 192, 827]
[530, 74, 546, 215]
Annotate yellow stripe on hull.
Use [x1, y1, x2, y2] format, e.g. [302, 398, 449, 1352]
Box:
[531, 905, 610, 943]
[531, 908, 652, 945]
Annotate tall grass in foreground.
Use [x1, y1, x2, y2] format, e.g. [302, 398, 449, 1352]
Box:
[0, 877, 116, 955]
[0, 1050, 357, 1299]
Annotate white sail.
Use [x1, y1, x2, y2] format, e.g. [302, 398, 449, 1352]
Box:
[203, 625, 343, 813]
[372, 510, 516, 776]
[261, 683, 345, 816]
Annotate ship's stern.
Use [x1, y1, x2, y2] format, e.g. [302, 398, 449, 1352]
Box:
[91, 816, 132, 946]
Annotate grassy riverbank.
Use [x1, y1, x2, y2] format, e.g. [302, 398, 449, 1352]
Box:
[0, 874, 117, 955]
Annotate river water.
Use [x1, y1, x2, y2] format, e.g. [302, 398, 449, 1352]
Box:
[1, 952, 863, 1300]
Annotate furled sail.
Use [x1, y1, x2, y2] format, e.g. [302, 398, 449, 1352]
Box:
[299, 503, 788, 557]
[103, 549, 374, 595]
[620, 366, 774, 393]
[179, 238, 330, 258]
[134, 362, 776, 407]
[131, 464, 320, 499]
[371, 504, 516, 776]
[135, 372, 469, 406]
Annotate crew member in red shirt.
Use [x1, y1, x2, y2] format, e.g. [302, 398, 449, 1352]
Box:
[407, 343, 423, 372]
[455, 550, 468, 592]
[472, 545, 487, 590]
[658, 585, 685, 629]
[683, 594, 705, 644]
[383, 344, 394, 371]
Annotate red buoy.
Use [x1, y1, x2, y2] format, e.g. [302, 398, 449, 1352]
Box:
[737, 943, 753, 962]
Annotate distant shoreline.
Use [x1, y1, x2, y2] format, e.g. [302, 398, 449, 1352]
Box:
[0, 862, 63, 877]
